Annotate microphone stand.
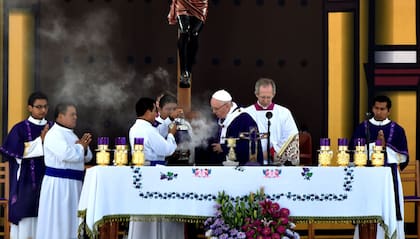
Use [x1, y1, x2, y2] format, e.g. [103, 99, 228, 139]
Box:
[265, 111, 273, 165]
[365, 112, 371, 166]
[267, 119, 271, 165]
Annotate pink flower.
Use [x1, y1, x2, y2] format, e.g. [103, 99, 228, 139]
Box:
[261, 226, 271, 236]
[272, 211, 281, 219]
[270, 202, 280, 213]
[280, 217, 289, 225]
[276, 225, 286, 234]
[253, 220, 262, 227]
[246, 229, 256, 237]
[271, 233, 281, 239]
[280, 208, 290, 217]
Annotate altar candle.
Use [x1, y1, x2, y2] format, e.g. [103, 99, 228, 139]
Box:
[98, 137, 109, 145]
[338, 138, 348, 146]
[355, 138, 366, 146]
[134, 137, 144, 145]
[320, 138, 330, 146]
[115, 137, 126, 146]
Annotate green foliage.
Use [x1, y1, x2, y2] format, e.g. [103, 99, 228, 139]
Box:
[215, 188, 266, 229]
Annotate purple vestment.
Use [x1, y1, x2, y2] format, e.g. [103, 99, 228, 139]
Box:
[351, 119, 409, 221]
[350, 120, 409, 167]
[0, 119, 53, 224]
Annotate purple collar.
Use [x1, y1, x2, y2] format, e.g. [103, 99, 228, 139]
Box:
[254, 102, 274, 111]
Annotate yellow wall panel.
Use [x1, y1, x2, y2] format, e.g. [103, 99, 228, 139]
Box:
[375, 0, 416, 45]
[386, 92, 416, 162]
[328, 12, 354, 155]
[8, 11, 35, 130]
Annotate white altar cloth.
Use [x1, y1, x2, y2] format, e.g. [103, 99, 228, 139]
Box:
[78, 166, 397, 238]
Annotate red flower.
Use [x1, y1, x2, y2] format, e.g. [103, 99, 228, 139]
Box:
[280, 208, 290, 217]
[246, 229, 256, 237]
[271, 233, 281, 239]
[276, 225, 286, 234]
[280, 217, 289, 225]
[261, 226, 271, 236]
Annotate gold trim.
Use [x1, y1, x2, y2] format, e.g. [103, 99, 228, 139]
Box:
[276, 133, 298, 158]
[79, 212, 397, 239]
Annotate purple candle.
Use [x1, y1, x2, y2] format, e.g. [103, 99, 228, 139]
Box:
[134, 137, 144, 145]
[98, 137, 109, 145]
[320, 138, 330, 146]
[338, 138, 348, 146]
[355, 138, 366, 146]
[115, 137, 126, 145]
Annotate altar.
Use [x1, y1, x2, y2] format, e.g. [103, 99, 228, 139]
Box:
[78, 166, 397, 239]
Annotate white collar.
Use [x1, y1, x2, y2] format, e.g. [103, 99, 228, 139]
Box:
[218, 102, 239, 126]
[369, 118, 391, 126]
[28, 116, 47, 125]
[155, 115, 165, 124]
[137, 118, 153, 126]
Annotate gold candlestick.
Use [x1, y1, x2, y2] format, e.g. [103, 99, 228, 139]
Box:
[222, 137, 239, 166]
[114, 145, 128, 166]
[96, 144, 110, 165]
[354, 145, 367, 166]
[318, 145, 333, 166]
[336, 145, 350, 166]
[318, 138, 333, 166]
[371, 145, 384, 166]
[132, 144, 145, 166]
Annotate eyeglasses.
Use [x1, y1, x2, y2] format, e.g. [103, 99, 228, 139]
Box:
[32, 104, 49, 109]
[211, 103, 228, 112]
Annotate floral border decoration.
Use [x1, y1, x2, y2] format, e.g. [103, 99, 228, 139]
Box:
[131, 166, 354, 202]
[131, 166, 142, 189]
[301, 167, 313, 180]
[160, 171, 178, 180]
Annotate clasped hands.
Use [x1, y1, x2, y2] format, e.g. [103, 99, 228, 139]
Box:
[377, 130, 386, 147]
[77, 133, 92, 150]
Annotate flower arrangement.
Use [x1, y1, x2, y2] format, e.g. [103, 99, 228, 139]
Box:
[204, 188, 299, 239]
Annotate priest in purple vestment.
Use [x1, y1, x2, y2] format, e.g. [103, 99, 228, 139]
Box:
[0, 92, 53, 239]
[208, 89, 263, 165]
[351, 95, 409, 239]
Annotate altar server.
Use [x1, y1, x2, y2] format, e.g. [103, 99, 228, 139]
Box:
[129, 97, 177, 166]
[209, 89, 263, 165]
[128, 97, 184, 239]
[245, 78, 299, 165]
[351, 95, 409, 239]
[36, 102, 93, 239]
[0, 92, 53, 239]
[155, 93, 179, 138]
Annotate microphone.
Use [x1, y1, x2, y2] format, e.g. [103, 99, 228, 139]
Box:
[365, 112, 372, 120]
[265, 111, 273, 119]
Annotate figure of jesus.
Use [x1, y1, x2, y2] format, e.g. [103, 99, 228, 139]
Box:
[168, 0, 208, 88]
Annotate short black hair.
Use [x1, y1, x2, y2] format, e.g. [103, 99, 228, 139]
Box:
[135, 97, 155, 117]
[27, 91, 48, 106]
[372, 95, 392, 109]
[159, 94, 177, 108]
[54, 102, 76, 119]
